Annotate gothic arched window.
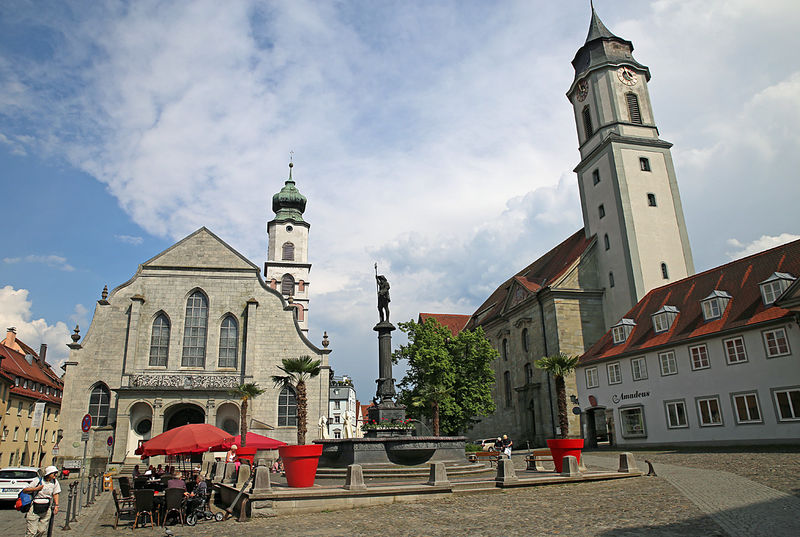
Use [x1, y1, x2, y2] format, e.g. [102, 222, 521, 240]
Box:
[88, 384, 111, 427]
[626, 92, 642, 124]
[218, 315, 238, 368]
[149, 313, 170, 367]
[281, 274, 295, 296]
[282, 242, 295, 261]
[182, 290, 208, 367]
[582, 106, 593, 139]
[278, 386, 297, 427]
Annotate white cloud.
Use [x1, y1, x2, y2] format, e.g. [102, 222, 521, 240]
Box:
[115, 234, 144, 245]
[3, 254, 75, 272]
[69, 303, 89, 329]
[0, 132, 27, 156]
[0, 286, 71, 367]
[726, 234, 800, 261]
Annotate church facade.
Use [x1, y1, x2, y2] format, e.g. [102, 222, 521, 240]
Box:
[58, 166, 331, 470]
[434, 9, 695, 447]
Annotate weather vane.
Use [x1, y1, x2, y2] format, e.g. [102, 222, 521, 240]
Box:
[289, 150, 294, 163]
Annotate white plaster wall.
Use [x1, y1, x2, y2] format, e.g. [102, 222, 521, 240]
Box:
[577, 322, 800, 445]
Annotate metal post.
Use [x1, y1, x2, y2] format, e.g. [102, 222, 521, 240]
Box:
[70, 483, 79, 522]
[84, 475, 91, 507]
[62, 482, 72, 530]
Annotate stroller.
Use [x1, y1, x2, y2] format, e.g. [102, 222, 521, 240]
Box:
[185, 489, 224, 526]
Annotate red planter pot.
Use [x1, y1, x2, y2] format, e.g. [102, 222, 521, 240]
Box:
[278, 444, 323, 488]
[546, 438, 584, 473]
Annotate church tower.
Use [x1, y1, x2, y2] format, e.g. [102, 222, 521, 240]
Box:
[265, 161, 311, 332]
[567, 7, 694, 327]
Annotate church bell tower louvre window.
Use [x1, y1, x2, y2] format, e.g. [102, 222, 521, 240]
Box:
[661, 262, 669, 279]
[218, 315, 238, 368]
[149, 313, 170, 367]
[281, 273, 295, 296]
[648, 193, 657, 207]
[626, 92, 642, 124]
[282, 242, 295, 261]
[592, 169, 600, 185]
[639, 157, 651, 171]
[182, 290, 208, 368]
[582, 106, 593, 139]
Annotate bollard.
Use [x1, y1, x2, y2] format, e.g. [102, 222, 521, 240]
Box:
[89, 474, 95, 504]
[62, 482, 73, 530]
[71, 482, 79, 521]
[84, 475, 92, 507]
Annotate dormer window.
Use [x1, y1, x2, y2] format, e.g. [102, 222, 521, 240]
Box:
[701, 290, 732, 321]
[760, 272, 795, 305]
[652, 306, 679, 333]
[612, 318, 636, 344]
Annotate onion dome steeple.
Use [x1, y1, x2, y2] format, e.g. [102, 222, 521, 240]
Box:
[570, 5, 650, 86]
[271, 161, 308, 224]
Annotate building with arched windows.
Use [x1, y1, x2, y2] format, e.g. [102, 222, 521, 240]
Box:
[58, 170, 330, 471]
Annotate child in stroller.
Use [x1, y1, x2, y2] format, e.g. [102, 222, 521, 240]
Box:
[185, 475, 223, 526]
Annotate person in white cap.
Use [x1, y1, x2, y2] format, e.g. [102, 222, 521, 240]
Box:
[22, 465, 60, 537]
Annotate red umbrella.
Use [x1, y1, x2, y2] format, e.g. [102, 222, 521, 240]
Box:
[136, 424, 234, 456]
[211, 432, 287, 451]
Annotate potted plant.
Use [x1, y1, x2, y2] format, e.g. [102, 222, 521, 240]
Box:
[271, 355, 322, 487]
[535, 352, 583, 472]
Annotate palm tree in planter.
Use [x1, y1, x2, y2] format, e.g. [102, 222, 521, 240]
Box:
[271, 356, 323, 487]
[535, 352, 583, 472]
[229, 383, 265, 448]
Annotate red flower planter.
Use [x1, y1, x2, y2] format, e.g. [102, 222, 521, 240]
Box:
[278, 444, 323, 488]
[546, 438, 584, 473]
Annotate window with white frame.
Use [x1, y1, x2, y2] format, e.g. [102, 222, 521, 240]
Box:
[763, 328, 790, 357]
[689, 344, 710, 370]
[631, 357, 647, 380]
[723, 337, 747, 364]
[612, 323, 633, 345]
[773, 388, 800, 421]
[701, 299, 721, 320]
[697, 396, 723, 426]
[732, 392, 762, 424]
[759, 273, 794, 305]
[652, 306, 679, 333]
[607, 362, 622, 384]
[665, 400, 688, 428]
[619, 406, 646, 437]
[585, 367, 599, 389]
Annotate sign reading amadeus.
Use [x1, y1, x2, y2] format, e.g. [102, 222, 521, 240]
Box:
[611, 390, 651, 404]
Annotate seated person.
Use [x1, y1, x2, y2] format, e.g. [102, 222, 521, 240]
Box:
[155, 464, 164, 476]
[186, 474, 208, 512]
[132, 464, 141, 478]
[167, 471, 187, 492]
[144, 465, 154, 476]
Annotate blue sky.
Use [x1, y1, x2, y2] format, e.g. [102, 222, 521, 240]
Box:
[1, 0, 798, 399]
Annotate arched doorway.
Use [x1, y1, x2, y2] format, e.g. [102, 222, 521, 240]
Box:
[163, 403, 205, 432]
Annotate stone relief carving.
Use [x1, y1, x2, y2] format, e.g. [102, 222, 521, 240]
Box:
[129, 374, 240, 389]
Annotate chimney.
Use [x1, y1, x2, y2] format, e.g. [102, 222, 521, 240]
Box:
[39, 344, 47, 362]
[5, 327, 16, 347]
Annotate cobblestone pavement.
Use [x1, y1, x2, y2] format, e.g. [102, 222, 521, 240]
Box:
[47, 447, 799, 537]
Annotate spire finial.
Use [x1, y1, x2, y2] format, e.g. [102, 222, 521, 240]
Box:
[288, 151, 294, 180]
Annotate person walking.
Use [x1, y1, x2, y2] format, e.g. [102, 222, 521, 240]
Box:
[502, 434, 513, 458]
[23, 465, 60, 537]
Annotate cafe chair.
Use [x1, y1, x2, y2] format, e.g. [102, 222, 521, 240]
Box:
[162, 488, 186, 526]
[133, 489, 158, 528]
[118, 476, 134, 503]
[112, 489, 136, 529]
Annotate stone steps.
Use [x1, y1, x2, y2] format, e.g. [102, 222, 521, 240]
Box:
[316, 462, 493, 479]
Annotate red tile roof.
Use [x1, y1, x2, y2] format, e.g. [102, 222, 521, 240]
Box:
[467, 229, 593, 328]
[580, 238, 800, 365]
[0, 341, 63, 405]
[418, 313, 471, 336]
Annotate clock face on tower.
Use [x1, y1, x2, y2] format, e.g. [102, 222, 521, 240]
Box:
[576, 80, 589, 102]
[617, 67, 638, 86]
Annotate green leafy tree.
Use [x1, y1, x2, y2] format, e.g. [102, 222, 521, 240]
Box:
[393, 318, 497, 435]
[271, 356, 322, 445]
[535, 352, 580, 439]
[228, 383, 265, 447]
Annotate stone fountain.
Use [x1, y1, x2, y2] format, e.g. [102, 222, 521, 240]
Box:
[315, 270, 483, 477]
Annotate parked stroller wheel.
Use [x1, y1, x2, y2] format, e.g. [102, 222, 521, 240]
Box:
[204, 511, 214, 520]
[214, 512, 224, 522]
[186, 514, 197, 526]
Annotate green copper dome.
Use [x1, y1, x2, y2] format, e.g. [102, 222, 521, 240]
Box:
[271, 162, 307, 224]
